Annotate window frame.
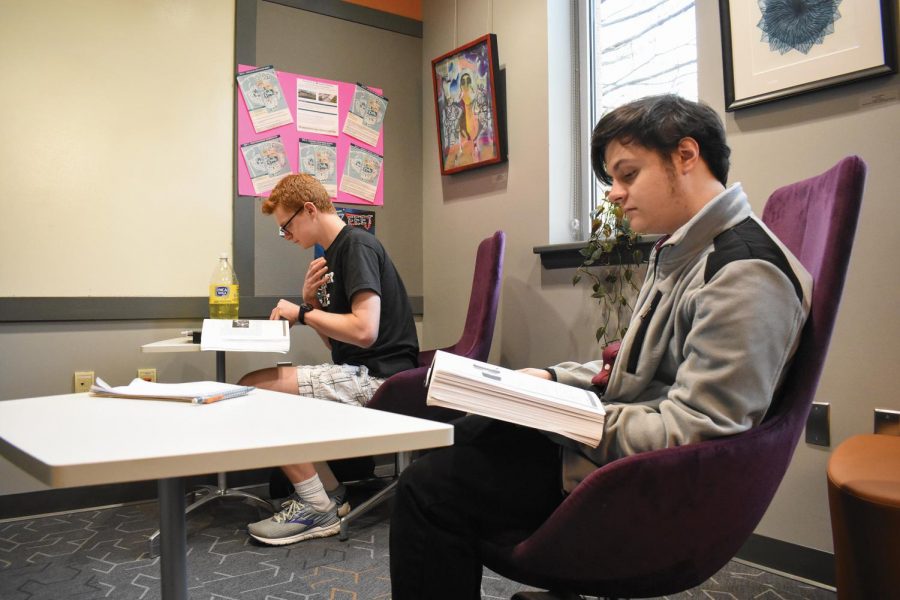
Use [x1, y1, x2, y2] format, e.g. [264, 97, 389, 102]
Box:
[577, 0, 698, 218]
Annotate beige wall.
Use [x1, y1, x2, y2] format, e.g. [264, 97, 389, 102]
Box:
[421, 0, 610, 372]
[0, 0, 234, 297]
[422, 0, 900, 555]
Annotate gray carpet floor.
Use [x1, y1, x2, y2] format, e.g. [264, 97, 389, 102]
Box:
[0, 488, 836, 600]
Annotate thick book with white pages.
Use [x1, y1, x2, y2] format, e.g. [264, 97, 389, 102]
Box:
[425, 350, 605, 447]
[200, 318, 290, 353]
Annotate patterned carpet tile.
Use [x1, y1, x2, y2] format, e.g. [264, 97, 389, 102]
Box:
[0, 499, 396, 600]
[0, 495, 834, 600]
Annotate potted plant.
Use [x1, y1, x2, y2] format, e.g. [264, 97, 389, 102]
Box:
[572, 194, 644, 346]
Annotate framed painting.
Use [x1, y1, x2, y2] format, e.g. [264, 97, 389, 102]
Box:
[431, 33, 507, 175]
[720, 0, 897, 111]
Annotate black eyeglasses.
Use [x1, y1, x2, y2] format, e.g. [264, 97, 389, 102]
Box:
[278, 207, 303, 238]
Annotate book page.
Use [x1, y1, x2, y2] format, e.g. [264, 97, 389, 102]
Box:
[91, 377, 253, 401]
[200, 319, 290, 353]
[432, 351, 603, 412]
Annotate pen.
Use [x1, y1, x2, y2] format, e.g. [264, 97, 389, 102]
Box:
[197, 395, 225, 405]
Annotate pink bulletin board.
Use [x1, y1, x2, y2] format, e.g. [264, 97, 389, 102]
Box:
[237, 65, 385, 206]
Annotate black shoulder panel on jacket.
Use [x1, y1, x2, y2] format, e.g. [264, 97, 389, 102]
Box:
[705, 217, 803, 302]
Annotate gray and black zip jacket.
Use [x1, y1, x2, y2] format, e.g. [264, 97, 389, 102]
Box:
[551, 183, 812, 492]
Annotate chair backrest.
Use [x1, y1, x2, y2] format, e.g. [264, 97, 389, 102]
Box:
[365, 231, 505, 421]
[480, 158, 866, 597]
[760, 156, 865, 436]
[417, 230, 506, 366]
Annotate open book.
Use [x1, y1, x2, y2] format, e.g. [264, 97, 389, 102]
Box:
[90, 377, 254, 404]
[200, 318, 290, 353]
[425, 351, 605, 447]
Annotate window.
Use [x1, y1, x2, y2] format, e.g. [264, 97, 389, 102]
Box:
[578, 0, 698, 223]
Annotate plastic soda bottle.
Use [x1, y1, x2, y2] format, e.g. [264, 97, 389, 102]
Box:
[209, 253, 239, 319]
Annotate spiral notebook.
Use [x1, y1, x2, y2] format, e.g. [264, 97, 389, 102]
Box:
[90, 377, 254, 405]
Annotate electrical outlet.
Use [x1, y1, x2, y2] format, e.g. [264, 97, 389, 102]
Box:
[74, 371, 94, 393]
[137, 368, 157, 382]
[874, 409, 900, 436]
[805, 402, 830, 447]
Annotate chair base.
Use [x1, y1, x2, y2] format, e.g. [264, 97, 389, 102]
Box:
[337, 450, 411, 540]
[510, 592, 591, 600]
[338, 479, 397, 540]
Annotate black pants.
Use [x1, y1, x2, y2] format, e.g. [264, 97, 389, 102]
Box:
[389, 415, 565, 600]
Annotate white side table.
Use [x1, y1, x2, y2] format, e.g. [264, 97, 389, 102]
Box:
[141, 335, 276, 553]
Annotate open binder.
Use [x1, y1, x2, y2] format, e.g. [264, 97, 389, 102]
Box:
[90, 377, 254, 405]
[425, 351, 606, 446]
[200, 318, 290, 353]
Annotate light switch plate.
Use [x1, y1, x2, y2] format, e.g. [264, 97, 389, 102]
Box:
[806, 402, 830, 447]
[874, 409, 900, 436]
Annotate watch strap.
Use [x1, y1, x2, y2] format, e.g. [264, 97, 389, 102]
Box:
[299, 303, 314, 325]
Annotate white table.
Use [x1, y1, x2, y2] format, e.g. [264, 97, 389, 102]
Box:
[0, 389, 453, 600]
[142, 334, 278, 549]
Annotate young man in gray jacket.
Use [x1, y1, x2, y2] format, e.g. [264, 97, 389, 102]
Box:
[389, 95, 812, 600]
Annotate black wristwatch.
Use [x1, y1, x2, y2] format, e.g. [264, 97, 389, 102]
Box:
[298, 303, 315, 325]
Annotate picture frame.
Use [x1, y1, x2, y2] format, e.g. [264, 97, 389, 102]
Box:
[431, 33, 507, 175]
[720, 0, 897, 111]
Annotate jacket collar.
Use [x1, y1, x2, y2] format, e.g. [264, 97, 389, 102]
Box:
[654, 183, 752, 266]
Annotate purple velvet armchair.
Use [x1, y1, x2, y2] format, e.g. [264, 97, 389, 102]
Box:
[364, 230, 506, 421]
[486, 157, 866, 599]
[337, 231, 506, 539]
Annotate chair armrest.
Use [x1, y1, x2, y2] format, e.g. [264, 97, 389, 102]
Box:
[365, 366, 464, 422]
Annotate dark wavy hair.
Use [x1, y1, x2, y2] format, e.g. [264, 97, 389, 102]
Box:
[590, 95, 730, 186]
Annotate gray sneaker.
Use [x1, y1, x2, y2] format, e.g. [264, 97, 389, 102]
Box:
[276, 486, 350, 518]
[248, 498, 340, 545]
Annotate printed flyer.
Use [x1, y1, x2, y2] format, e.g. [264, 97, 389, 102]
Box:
[342, 84, 388, 147]
[339, 144, 383, 203]
[236, 66, 293, 133]
[240, 135, 291, 194]
[299, 138, 338, 197]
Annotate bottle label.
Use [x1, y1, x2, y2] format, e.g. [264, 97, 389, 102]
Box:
[209, 284, 239, 304]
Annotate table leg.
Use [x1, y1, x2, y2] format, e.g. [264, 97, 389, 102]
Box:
[158, 477, 188, 600]
[215, 350, 226, 383]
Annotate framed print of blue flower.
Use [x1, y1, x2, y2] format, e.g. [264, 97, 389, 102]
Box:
[757, 0, 842, 55]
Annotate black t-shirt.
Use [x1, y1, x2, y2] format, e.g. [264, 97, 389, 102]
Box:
[322, 226, 418, 377]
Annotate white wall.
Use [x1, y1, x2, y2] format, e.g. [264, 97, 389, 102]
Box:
[422, 0, 900, 556]
[0, 0, 234, 297]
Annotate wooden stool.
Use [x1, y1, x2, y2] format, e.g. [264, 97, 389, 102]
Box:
[827, 434, 900, 599]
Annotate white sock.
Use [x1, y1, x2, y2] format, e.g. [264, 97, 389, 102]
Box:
[293, 474, 331, 511]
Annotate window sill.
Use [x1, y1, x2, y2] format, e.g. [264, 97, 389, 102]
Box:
[533, 235, 662, 270]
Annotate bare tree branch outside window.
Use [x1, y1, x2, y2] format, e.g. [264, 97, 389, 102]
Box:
[593, 0, 697, 117]
[590, 0, 697, 207]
